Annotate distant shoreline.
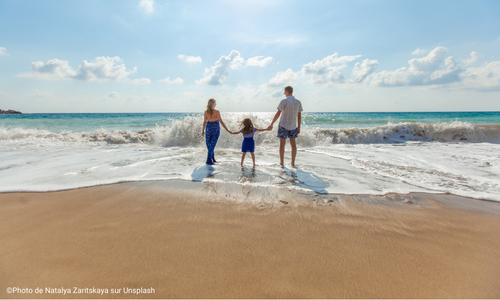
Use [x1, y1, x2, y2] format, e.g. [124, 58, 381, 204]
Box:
[0, 109, 21, 114]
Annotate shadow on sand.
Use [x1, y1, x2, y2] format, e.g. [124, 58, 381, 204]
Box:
[279, 166, 330, 194]
[190, 165, 217, 182]
[240, 166, 256, 179]
[190, 164, 330, 195]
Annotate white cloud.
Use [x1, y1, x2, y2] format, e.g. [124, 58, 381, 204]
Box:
[264, 48, 498, 90]
[178, 54, 202, 64]
[193, 50, 275, 85]
[371, 46, 462, 86]
[247, 56, 273, 67]
[460, 61, 500, 89]
[412, 48, 428, 56]
[268, 68, 298, 87]
[301, 53, 361, 84]
[408, 46, 448, 73]
[19, 59, 77, 80]
[351, 59, 379, 83]
[267, 53, 380, 87]
[159, 76, 184, 84]
[75, 57, 137, 82]
[462, 51, 479, 66]
[371, 68, 412, 87]
[108, 92, 120, 98]
[429, 56, 461, 84]
[0, 47, 8, 56]
[196, 50, 244, 85]
[132, 78, 151, 85]
[139, 0, 154, 13]
[18, 56, 137, 82]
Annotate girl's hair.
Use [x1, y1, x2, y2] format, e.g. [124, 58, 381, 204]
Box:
[239, 118, 254, 135]
[206, 98, 216, 115]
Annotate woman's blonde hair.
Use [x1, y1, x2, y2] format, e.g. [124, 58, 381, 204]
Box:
[239, 118, 254, 135]
[206, 98, 216, 115]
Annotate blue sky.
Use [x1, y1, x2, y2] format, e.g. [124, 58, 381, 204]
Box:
[0, 0, 499, 113]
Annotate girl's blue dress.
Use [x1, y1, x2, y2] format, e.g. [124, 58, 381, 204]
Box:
[241, 128, 257, 152]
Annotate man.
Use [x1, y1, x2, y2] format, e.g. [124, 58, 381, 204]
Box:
[268, 86, 303, 167]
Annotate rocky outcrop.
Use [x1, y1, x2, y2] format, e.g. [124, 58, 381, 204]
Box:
[0, 109, 22, 114]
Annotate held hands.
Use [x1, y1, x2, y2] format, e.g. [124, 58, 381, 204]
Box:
[267, 124, 273, 131]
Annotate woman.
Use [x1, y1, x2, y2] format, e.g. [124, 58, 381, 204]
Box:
[202, 98, 230, 165]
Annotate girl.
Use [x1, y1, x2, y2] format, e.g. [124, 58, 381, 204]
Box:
[230, 118, 269, 166]
[202, 98, 230, 165]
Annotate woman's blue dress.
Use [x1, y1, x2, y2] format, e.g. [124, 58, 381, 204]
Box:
[205, 120, 220, 165]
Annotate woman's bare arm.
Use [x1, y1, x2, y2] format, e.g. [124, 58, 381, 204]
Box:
[217, 111, 231, 133]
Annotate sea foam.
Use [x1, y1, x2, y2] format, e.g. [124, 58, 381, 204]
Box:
[1, 118, 500, 148]
[1, 115, 500, 202]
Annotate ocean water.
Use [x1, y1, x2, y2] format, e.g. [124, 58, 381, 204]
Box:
[1, 112, 500, 203]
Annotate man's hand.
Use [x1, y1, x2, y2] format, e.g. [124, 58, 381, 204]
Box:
[297, 127, 300, 134]
[267, 125, 273, 131]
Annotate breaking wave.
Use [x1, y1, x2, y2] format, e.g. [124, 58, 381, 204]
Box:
[310, 121, 500, 144]
[1, 117, 500, 148]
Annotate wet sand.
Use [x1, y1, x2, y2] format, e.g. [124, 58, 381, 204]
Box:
[1, 181, 500, 298]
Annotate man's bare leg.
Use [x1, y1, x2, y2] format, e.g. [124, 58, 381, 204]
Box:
[279, 138, 286, 166]
[290, 138, 297, 167]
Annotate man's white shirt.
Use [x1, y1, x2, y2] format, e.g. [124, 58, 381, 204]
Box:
[277, 96, 303, 130]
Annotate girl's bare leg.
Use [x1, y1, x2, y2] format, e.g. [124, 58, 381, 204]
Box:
[241, 152, 246, 166]
[251, 152, 255, 166]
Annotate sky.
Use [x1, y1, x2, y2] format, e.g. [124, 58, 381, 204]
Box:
[0, 0, 499, 113]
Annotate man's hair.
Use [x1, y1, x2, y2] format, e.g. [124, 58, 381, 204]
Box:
[285, 86, 293, 94]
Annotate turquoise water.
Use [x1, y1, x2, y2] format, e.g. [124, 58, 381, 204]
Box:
[1, 112, 500, 132]
[0, 113, 200, 132]
[302, 111, 500, 128]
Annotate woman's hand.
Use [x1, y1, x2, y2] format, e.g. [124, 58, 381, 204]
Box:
[202, 131, 205, 137]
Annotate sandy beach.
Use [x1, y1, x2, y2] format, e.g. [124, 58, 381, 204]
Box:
[1, 181, 500, 299]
